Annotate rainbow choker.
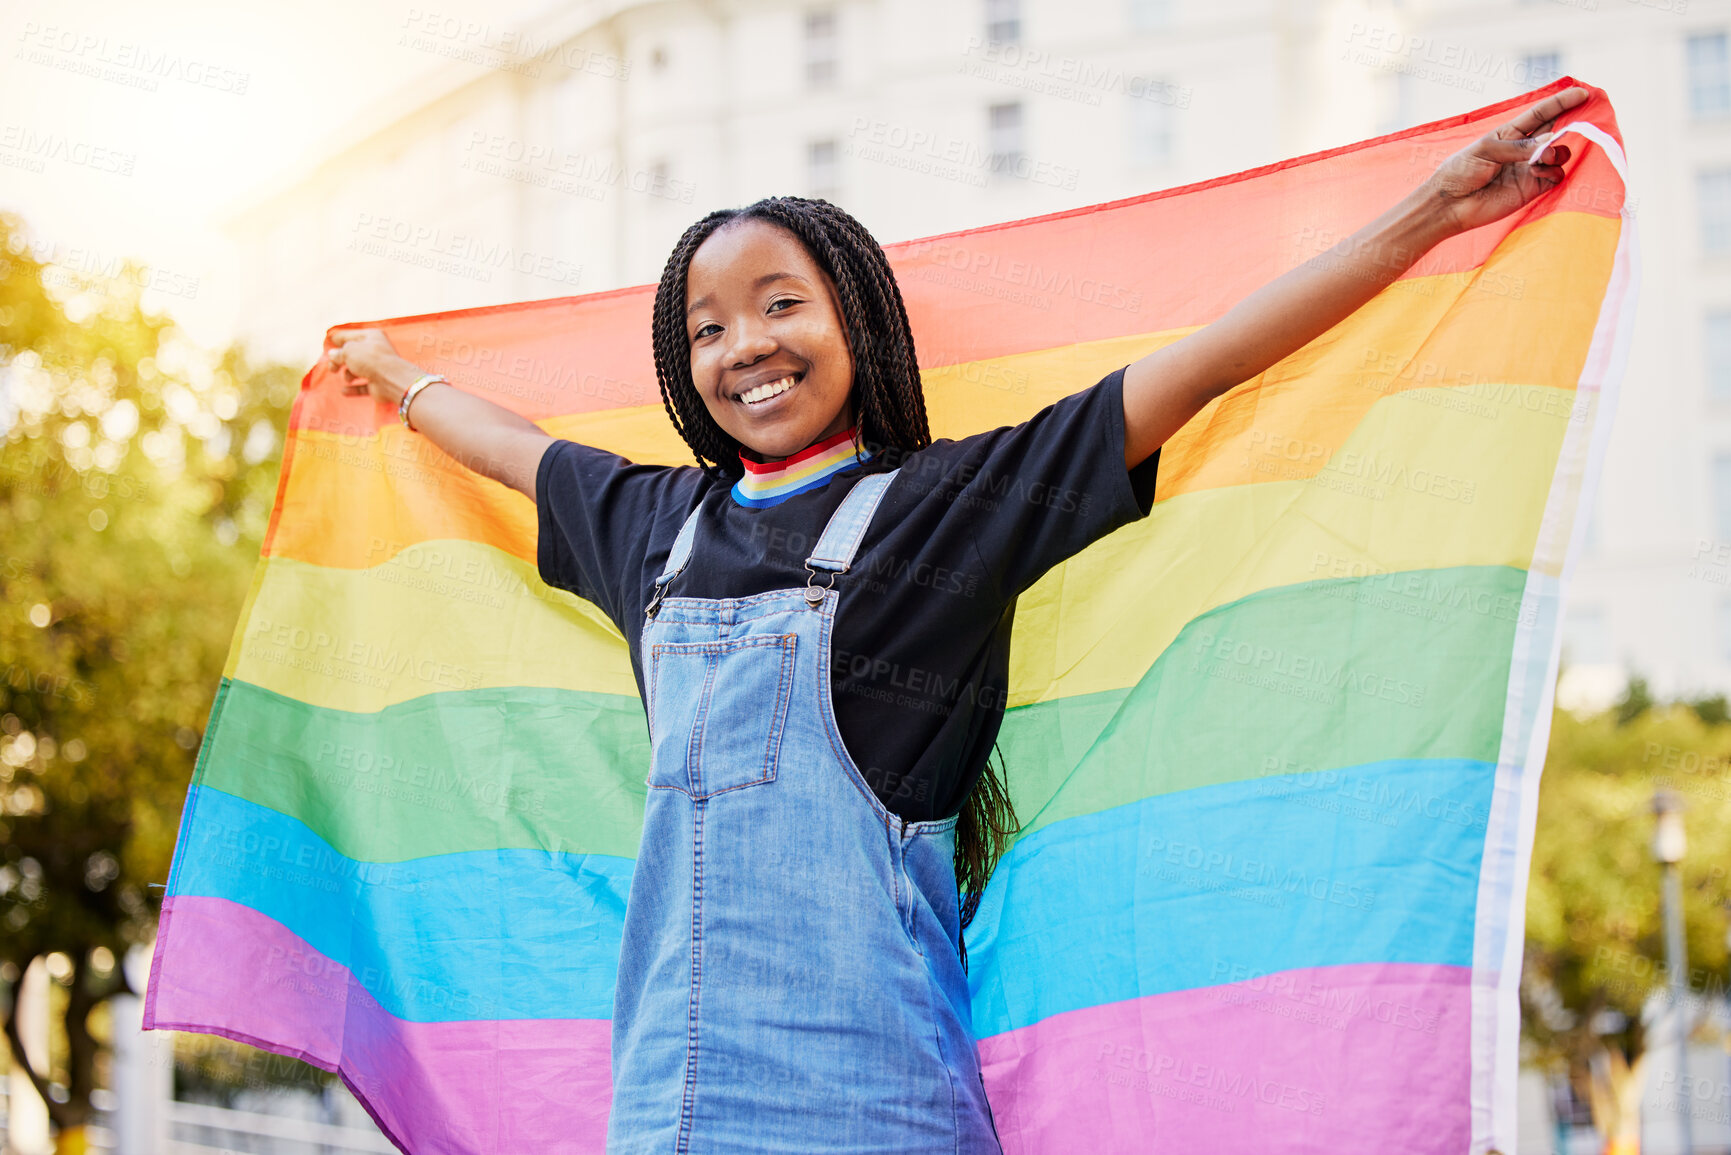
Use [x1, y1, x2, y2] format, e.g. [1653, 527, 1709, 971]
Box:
[732, 427, 873, 508]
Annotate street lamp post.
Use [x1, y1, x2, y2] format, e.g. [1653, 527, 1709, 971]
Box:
[1652, 788, 1692, 1155]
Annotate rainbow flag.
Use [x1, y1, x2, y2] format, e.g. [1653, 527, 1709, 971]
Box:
[146, 79, 1632, 1152]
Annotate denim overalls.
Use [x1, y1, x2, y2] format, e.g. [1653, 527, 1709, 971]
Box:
[606, 469, 1003, 1154]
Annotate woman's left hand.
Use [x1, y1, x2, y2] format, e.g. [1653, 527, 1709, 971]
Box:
[1423, 85, 1589, 235]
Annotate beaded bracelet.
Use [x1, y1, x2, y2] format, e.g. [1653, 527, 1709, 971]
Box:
[398, 374, 448, 432]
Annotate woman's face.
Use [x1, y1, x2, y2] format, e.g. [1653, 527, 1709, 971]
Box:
[684, 218, 856, 462]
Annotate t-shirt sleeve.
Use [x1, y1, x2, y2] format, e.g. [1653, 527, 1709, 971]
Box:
[903, 366, 1158, 602]
[535, 439, 702, 627]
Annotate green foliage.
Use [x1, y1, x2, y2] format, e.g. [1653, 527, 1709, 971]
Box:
[1614, 674, 1654, 726]
[1689, 694, 1730, 728]
[0, 210, 301, 1125]
[1523, 701, 1731, 1071]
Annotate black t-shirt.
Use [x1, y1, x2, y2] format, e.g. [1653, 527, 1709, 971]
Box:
[536, 366, 1159, 823]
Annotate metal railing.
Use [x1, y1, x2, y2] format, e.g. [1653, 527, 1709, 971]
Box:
[165, 1100, 398, 1154]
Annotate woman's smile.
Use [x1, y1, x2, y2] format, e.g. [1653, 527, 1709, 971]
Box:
[736, 370, 803, 408]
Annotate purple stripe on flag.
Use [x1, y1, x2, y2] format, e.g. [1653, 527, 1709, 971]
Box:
[147, 895, 613, 1154]
[976, 962, 1471, 1154]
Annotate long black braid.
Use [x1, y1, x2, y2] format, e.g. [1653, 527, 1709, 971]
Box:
[650, 196, 1021, 967]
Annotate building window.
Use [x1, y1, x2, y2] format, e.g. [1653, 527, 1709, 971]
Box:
[805, 10, 838, 88]
[1701, 170, 1731, 255]
[808, 139, 839, 199]
[1519, 52, 1562, 91]
[1129, 0, 1171, 30]
[1689, 32, 1731, 117]
[651, 45, 667, 71]
[986, 0, 1019, 44]
[1708, 312, 1731, 401]
[988, 102, 1023, 180]
[1129, 90, 1173, 165]
[1715, 452, 1731, 540]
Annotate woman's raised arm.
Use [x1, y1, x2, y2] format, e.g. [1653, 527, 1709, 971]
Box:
[326, 328, 554, 501]
[1119, 85, 1590, 470]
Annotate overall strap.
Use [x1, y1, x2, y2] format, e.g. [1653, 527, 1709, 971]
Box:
[645, 500, 704, 619]
[646, 470, 902, 619]
[806, 469, 900, 573]
[655, 502, 705, 586]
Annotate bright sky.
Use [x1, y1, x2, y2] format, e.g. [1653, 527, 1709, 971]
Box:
[0, 0, 551, 348]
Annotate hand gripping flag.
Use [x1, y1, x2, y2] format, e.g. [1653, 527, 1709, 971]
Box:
[146, 78, 1633, 1153]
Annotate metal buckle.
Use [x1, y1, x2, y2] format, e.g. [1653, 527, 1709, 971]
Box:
[645, 579, 670, 620]
[803, 565, 838, 607]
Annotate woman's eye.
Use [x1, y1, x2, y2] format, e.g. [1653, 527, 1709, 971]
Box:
[693, 322, 720, 340]
[767, 298, 801, 313]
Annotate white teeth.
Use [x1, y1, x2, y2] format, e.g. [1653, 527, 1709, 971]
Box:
[741, 375, 796, 405]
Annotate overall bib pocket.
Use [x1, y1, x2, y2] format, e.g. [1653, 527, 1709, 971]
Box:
[647, 632, 797, 798]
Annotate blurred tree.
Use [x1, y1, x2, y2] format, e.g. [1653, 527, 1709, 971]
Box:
[1614, 674, 1655, 727]
[1523, 701, 1731, 1146]
[1687, 693, 1729, 728]
[0, 211, 300, 1151]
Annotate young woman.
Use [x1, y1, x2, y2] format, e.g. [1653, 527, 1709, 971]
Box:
[326, 86, 1583, 1154]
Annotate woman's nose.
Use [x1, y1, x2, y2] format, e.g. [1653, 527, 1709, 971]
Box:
[726, 317, 777, 367]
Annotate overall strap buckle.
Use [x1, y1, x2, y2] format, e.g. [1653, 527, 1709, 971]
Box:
[799, 469, 900, 610]
[645, 577, 673, 621]
[645, 499, 705, 620]
[802, 565, 838, 607]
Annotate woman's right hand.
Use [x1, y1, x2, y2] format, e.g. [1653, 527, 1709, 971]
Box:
[326, 329, 418, 405]
[321, 325, 553, 501]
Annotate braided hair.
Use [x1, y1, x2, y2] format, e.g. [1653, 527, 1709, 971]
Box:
[650, 196, 1020, 965]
